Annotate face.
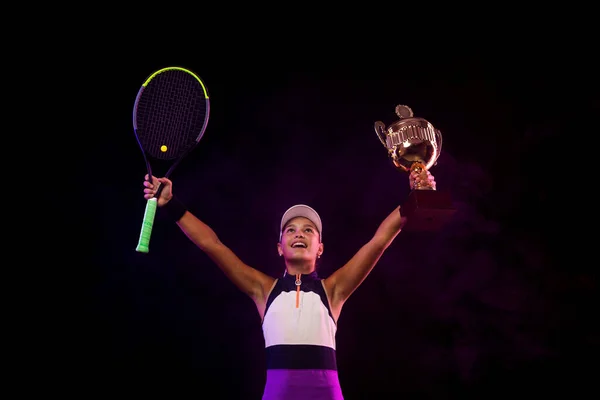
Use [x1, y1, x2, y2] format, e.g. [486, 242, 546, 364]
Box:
[278, 216, 323, 262]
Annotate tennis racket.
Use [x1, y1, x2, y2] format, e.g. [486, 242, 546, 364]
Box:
[133, 66, 210, 253]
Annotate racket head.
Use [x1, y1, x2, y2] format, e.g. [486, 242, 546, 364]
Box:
[133, 66, 210, 161]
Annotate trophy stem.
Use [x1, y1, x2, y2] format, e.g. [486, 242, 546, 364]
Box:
[410, 162, 435, 191]
[410, 162, 426, 174]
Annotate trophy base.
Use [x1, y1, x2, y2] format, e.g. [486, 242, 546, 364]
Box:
[401, 190, 456, 232]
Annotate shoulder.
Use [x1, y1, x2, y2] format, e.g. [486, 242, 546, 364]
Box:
[264, 278, 279, 300]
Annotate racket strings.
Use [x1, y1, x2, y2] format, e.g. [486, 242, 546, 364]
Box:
[135, 70, 208, 160]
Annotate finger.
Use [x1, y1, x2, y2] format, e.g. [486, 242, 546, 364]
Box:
[144, 175, 157, 187]
[158, 177, 172, 186]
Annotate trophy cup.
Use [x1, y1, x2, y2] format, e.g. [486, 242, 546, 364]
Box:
[374, 105, 456, 231]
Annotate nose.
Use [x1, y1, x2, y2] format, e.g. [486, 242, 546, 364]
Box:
[294, 232, 305, 238]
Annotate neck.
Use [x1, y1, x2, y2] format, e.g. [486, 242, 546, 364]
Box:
[285, 259, 316, 276]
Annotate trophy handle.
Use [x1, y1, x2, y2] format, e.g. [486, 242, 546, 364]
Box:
[435, 128, 443, 156]
[374, 121, 388, 148]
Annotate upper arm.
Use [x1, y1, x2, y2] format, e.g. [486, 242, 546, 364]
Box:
[205, 241, 275, 302]
[325, 239, 387, 305]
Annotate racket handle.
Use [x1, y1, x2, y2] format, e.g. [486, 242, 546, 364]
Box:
[136, 198, 158, 253]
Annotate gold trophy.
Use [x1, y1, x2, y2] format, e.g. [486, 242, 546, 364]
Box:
[374, 105, 456, 231]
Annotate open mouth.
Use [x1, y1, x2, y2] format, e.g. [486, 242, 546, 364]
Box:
[291, 242, 307, 248]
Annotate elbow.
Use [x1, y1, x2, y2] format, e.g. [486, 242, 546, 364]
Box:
[369, 236, 391, 253]
[371, 231, 399, 251]
[372, 221, 403, 250]
[197, 237, 223, 253]
[182, 230, 221, 253]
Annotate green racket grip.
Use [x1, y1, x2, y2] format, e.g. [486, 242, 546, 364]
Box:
[136, 197, 158, 253]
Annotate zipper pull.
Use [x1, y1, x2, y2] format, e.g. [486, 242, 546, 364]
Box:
[295, 274, 301, 308]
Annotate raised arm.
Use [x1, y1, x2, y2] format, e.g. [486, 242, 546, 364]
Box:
[325, 205, 405, 306]
[176, 212, 275, 299]
[144, 175, 275, 303]
[324, 169, 435, 308]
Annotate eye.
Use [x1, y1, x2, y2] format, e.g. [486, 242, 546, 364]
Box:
[305, 228, 314, 233]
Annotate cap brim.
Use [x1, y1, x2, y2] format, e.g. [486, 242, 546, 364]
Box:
[280, 204, 322, 239]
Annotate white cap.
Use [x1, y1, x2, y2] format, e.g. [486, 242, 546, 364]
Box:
[280, 204, 322, 241]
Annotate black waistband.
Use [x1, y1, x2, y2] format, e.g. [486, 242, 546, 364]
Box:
[266, 344, 337, 370]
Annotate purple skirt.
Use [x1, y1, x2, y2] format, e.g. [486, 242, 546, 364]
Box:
[262, 369, 344, 400]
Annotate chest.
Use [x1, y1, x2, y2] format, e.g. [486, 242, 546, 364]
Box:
[262, 289, 338, 348]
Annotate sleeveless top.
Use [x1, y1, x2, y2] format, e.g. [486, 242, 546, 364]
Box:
[262, 271, 338, 370]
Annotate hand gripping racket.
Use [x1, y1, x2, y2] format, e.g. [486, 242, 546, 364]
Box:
[133, 66, 210, 253]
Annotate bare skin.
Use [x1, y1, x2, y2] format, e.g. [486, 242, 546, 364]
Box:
[142, 169, 435, 323]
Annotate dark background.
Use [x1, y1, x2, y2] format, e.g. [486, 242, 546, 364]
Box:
[75, 42, 597, 399]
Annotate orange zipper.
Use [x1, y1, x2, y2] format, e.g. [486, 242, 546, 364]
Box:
[295, 274, 301, 308]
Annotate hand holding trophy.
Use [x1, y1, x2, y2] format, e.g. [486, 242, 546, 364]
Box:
[375, 105, 456, 231]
